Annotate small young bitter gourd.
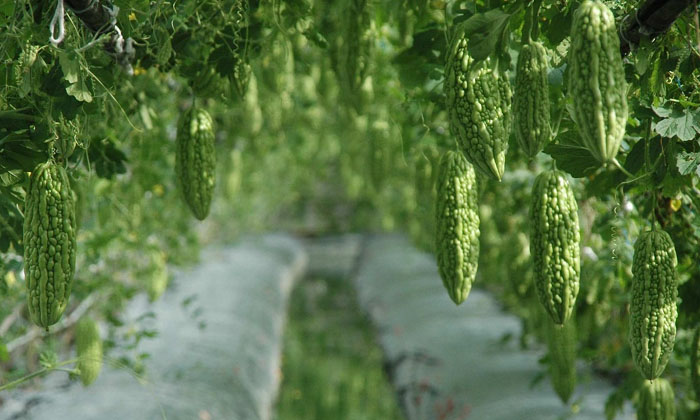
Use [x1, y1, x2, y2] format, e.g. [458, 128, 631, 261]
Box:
[530, 170, 580, 325]
[445, 24, 512, 181]
[176, 107, 216, 220]
[691, 326, 700, 403]
[146, 249, 168, 302]
[637, 378, 676, 420]
[546, 319, 577, 404]
[76, 317, 103, 386]
[435, 151, 480, 304]
[23, 161, 76, 329]
[566, 0, 628, 164]
[629, 229, 678, 380]
[513, 41, 551, 158]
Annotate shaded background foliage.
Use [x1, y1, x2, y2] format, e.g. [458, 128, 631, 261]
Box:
[1, 0, 700, 418]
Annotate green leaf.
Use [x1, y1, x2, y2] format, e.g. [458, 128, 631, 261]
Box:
[66, 81, 93, 103]
[58, 51, 79, 84]
[655, 108, 696, 141]
[460, 9, 512, 62]
[59, 51, 92, 103]
[676, 151, 700, 176]
[543, 131, 599, 178]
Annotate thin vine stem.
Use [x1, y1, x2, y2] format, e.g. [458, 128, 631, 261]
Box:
[611, 157, 634, 178]
[0, 358, 78, 392]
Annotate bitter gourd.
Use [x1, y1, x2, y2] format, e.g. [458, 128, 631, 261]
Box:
[146, 249, 168, 302]
[546, 319, 577, 404]
[530, 170, 580, 325]
[514, 41, 551, 158]
[567, 0, 628, 164]
[435, 151, 480, 304]
[176, 107, 216, 220]
[76, 317, 103, 386]
[637, 378, 675, 420]
[445, 25, 512, 181]
[23, 161, 76, 329]
[629, 229, 678, 380]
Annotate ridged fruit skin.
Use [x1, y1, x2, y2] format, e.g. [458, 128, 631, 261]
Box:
[637, 378, 676, 420]
[691, 326, 700, 402]
[566, 0, 628, 163]
[546, 320, 577, 404]
[445, 25, 512, 181]
[76, 317, 103, 386]
[530, 170, 580, 325]
[629, 229, 678, 380]
[435, 151, 480, 304]
[23, 161, 76, 329]
[176, 107, 216, 220]
[513, 41, 551, 158]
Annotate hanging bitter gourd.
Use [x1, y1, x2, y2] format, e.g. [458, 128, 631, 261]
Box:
[146, 249, 168, 302]
[566, 0, 628, 164]
[513, 41, 551, 158]
[76, 317, 103, 386]
[530, 170, 580, 325]
[176, 107, 216, 220]
[445, 25, 512, 181]
[546, 319, 577, 404]
[23, 161, 76, 329]
[637, 378, 675, 420]
[435, 151, 480, 304]
[629, 229, 678, 380]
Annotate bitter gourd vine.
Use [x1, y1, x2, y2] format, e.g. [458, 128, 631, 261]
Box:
[23, 161, 77, 329]
[629, 229, 678, 380]
[691, 326, 700, 403]
[566, 0, 628, 164]
[445, 24, 512, 181]
[513, 41, 550, 158]
[546, 319, 577, 404]
[435, 151, 480, 305]
[231, 0, 251, 97]
[637, 378, 676, 420]
[530, 170, 580, 325]
[76, 317, 103, 387]
[176, 107, 216, 220]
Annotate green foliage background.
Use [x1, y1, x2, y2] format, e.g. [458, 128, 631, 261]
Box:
[1, 0, 700, 418]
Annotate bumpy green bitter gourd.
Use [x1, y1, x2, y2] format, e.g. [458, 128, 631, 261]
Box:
[445, 25, 512, 181]
[637, 378, 675, 420]
[514, 41, 551, 157]
[435, 151, 480, 304]
[176, 107, 216, 220]
[546, 319, 577, 404]
[76, 317, 103, 386]
[629, 229, 678, 380]
[567, 0, 628, 164]
[23, 161, 76, 329]
[530, 170, 580, 325]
